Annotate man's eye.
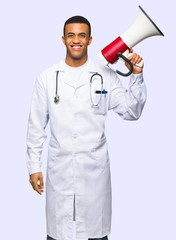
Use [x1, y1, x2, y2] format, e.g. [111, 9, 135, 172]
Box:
[80, 34, 86, 38]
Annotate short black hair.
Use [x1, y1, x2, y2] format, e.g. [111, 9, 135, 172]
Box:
[63, 15, 91, 37]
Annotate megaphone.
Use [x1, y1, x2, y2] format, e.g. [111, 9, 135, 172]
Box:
[98, 5, 164, 76]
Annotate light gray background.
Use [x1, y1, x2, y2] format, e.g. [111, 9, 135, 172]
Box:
[0, 0, 175, 239]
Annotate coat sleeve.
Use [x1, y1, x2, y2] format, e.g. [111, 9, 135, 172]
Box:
[108, 71, 147, 120]
[26, 72, 49, 175]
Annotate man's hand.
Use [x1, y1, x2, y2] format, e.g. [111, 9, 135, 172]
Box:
[29, 172, 44, 195]
[125, 49, 143, 74]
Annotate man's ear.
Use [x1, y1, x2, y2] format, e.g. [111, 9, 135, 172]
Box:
[62, 36, 66, 45]
[88, 36, 92, 45]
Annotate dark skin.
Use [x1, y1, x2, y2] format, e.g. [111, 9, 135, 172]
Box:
[126, 49, 143, 74]
[62, 23, 92, 67]
[29, 23, 143, 195]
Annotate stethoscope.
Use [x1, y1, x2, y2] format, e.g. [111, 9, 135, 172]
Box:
[54, 71, 108, 107]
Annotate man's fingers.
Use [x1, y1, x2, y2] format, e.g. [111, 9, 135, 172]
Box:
[34, 183, 43, 195]
[127, 53, 137, 61]
[127, 54, 133, 60]
[137, 57, 143, 64]
[130, 53, 137, 64]
[29, 172, 44, 195]
[37, 184, 44, 194]
[39, 175, 44, 187]
[33, 181, 39, 191]
[134, 54, 139, 64]
[128, 53, 142, 65]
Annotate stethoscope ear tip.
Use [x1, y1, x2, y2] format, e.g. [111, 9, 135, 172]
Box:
[54, 95, 59, 103]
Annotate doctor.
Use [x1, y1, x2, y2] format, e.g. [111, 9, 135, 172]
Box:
[26, 16, 146, 240]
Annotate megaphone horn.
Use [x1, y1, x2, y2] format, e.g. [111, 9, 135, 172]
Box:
[98, 5, 164, 76]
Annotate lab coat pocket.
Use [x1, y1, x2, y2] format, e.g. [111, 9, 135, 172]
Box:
[47, 137, 61, 169]
[91, 96, 108, 115]
[93, 136, 109, 170]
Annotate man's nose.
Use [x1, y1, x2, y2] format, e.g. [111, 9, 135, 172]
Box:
[73, 35, 80, 43]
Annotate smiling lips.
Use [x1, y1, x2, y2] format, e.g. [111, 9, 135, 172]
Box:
[71, 45, 82, 50]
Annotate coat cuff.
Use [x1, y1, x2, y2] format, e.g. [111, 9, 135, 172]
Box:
[27, 163, 42, 175]
[129, 72, 144, 87]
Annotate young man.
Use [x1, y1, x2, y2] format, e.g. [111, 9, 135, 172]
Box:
[26, 16, 146, 240]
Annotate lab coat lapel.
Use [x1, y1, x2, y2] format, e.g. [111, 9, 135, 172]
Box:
[63, 71, 90, 89]
[54, 60, 74, 87]
[54, 59, 98, 89]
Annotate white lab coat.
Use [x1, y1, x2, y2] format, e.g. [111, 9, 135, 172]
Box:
[26, 59, 147, 240]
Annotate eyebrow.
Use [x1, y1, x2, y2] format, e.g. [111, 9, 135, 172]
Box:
[67, 32, 87, 35]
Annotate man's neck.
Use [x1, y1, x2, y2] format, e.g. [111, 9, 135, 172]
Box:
[65, 56, 88, 67]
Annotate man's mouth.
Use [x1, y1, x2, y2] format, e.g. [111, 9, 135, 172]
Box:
[71, 45, 82, 50]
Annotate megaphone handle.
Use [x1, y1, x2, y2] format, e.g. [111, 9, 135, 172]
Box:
[123, 50, 144, 68]
[116, 52, 133, 77]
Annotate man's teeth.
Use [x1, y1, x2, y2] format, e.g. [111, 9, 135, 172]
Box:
[72, 46, 81, 48]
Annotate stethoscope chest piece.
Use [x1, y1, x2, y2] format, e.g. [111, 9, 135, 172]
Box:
[54, 95, 59, 103]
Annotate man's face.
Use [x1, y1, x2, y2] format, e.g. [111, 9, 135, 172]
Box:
[62, 23, 92, 61]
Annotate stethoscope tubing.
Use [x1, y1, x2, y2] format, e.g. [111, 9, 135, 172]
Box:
[54, 71, 104, 106]
[54, 71, 60, 103]
[90, 72, 103, 107]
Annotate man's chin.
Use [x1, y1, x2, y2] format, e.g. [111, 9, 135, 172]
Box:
[67, 50, 87, 60]
[70, 54, 84, 60]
